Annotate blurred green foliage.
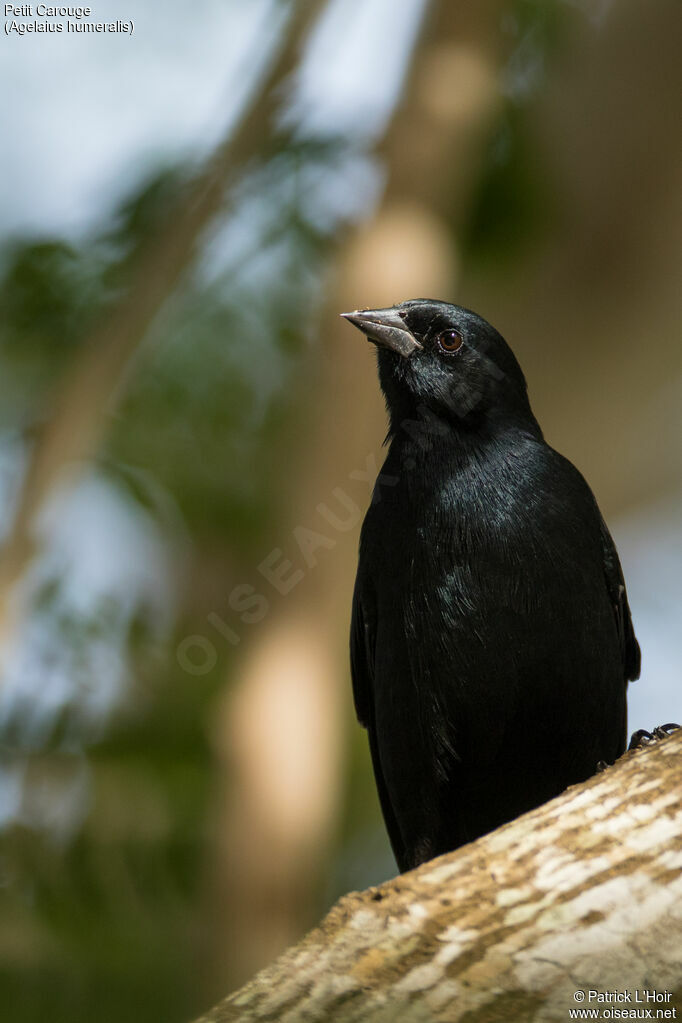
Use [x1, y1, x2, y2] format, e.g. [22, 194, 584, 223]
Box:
[0, 127, 366, 1020]
[462, 0, 568, 268]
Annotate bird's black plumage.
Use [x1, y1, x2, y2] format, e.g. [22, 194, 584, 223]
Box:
[343, 299, 640, 873]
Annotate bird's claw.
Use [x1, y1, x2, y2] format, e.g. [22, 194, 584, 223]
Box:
[653, 722, 679, 740]
[628, 723, 680, 751]
[628, 729, 656, 750]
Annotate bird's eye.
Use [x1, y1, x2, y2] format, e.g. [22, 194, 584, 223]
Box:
[436, 329, 463, 354]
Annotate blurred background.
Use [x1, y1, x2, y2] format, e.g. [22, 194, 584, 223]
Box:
[1, 0, 681, 1019]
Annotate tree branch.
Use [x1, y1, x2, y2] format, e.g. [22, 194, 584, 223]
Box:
[195, 730, 682, 1022]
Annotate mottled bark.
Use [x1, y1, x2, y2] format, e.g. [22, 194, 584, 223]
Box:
[195, 730, 682, 1023]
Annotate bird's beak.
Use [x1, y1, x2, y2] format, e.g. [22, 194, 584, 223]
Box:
[340, 306, 422, 358]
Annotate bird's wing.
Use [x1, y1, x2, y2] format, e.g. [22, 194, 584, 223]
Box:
[598, 512, 641, 683]
[350, 576, 407, 865]
[350, 576, 374, 729]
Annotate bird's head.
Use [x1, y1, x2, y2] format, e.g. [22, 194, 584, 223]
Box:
[341, 299, 536, 437]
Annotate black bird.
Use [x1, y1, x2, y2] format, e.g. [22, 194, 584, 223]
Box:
[342, 299, 640, 873]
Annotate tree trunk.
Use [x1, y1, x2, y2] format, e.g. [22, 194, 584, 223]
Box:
[194, 730, 682, 1023]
